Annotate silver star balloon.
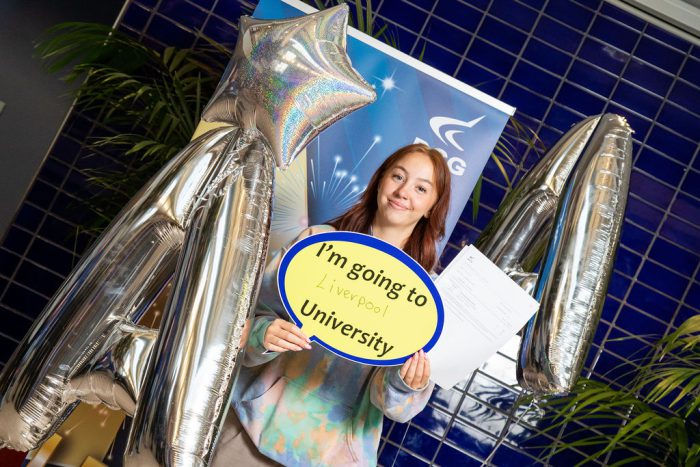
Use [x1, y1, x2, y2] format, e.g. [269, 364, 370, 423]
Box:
[202, 5, 375, 168]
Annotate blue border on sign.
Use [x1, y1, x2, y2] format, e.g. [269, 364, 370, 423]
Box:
[277, 231, 444, 366]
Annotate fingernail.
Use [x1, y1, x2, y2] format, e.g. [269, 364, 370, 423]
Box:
[305, 344, 312, 349]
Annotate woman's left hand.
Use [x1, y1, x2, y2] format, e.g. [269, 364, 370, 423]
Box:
[400, 350, 431, 390]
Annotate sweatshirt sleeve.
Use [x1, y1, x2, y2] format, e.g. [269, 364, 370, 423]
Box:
[369, 367, 434, 423]
[243, 225, 335, 367]
[369, 273, 438, 421]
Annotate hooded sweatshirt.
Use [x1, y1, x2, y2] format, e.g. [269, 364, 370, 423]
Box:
[232, 225, 433, 466]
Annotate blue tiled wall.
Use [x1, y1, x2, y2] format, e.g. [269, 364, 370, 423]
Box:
[1, 0, 699, 465]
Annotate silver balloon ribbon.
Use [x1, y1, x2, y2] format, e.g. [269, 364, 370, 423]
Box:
[125, 130, 273, 466]
[517, 114, 633, 395]
[476, 116, 600, 273]
[0, 127, 237, 451]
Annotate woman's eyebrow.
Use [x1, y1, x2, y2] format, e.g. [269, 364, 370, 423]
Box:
[394, 165, 433, 185]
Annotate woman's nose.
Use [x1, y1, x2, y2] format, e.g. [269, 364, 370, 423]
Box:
[394, 184, 408, 199]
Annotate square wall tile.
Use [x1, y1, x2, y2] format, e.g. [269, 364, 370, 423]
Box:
[681, 169, 700, 200]
[646, 23, 691, 52]
[545, 104, 584, 131]
[580, 37, 628, 74]
[649, 237, 699, 277]
[629, 170, 674, 210]
[600, 2, 645, 30]
[685, 282, 700, 310]
[680, 57, 700, 85]
[646, 125, 696, 165]
[636, 36, 685, 74]
[445, 421, 496, 459]
[122, 3, 151, 31]
[425, 17, 471, 55]
[501, 83, 549, 120]
[434, 0, 481, 32]
[512, 61, 561, 96]
[635, 148, 685, 186]
[158, 0, 208, 32]
[489, 0, 538, 32]
[620, 221, 654, 252]
[568, 59, 616, 98]
[434, 442, 483, 466]
[627, 283, 679, 324]
[623, 58, 673, 97]
[671, 194, 700, 229]
[467, 38, 517, 76]
[545, 0, 594, 31]
[523, 38, 572, 75]
[589, 15, 639, 52]
[421, 41, 461, 76]
[1, 307, 32, 343]
[661, 216, 700, 253]
[612, 82, 662, 118]
[534, 16, 582, 54]
[479, 16, 527, 54]
[378, 0, 427, 32]
[637, 260, 689, 297]
[146, 15, 196, 48]
[557, 82, 606, 115]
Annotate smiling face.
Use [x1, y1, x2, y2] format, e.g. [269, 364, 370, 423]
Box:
[375, 151, 439, 232]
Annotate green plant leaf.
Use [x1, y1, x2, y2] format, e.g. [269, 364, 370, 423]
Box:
[524, 313, 700, 466]
[37, 22, 230, 233]
[471, 176, 482, 223]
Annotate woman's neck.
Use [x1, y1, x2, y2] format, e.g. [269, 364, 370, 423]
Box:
[370, 221, 414, 249]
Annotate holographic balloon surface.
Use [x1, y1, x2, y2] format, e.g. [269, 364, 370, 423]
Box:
[202, 6, 375, 169]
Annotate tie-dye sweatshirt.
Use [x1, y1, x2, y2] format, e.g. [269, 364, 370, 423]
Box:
[231, 225, 434, 467]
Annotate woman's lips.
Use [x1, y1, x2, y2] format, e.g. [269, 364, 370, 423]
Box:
[388, 199, 409, 210]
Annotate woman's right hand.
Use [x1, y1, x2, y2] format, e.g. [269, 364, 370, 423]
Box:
[263, 319, 312, 352]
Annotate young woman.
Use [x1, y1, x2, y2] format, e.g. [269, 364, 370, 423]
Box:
[214, 143, 452, 466]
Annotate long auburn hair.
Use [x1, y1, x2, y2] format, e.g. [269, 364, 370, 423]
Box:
[329, 143, 451, 271]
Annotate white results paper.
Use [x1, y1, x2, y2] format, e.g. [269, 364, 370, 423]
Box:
[428, 245, 540, 389]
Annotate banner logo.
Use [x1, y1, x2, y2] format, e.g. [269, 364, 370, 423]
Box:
[429, 115, 485, 152]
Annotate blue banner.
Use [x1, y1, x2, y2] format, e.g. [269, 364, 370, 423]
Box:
[255, 0, 514, 254]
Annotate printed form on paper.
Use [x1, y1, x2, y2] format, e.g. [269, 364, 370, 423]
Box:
[428, 245, 540, 389]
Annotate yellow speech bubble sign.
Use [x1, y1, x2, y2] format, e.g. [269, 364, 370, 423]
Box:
[278, 231, 443, 365]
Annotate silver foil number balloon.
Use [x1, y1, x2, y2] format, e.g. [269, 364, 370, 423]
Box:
[0, 128, 233, 452]
[0, 5, 375, 466]
[517, 114, 632, 395]
[476, 114, 632, 396]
